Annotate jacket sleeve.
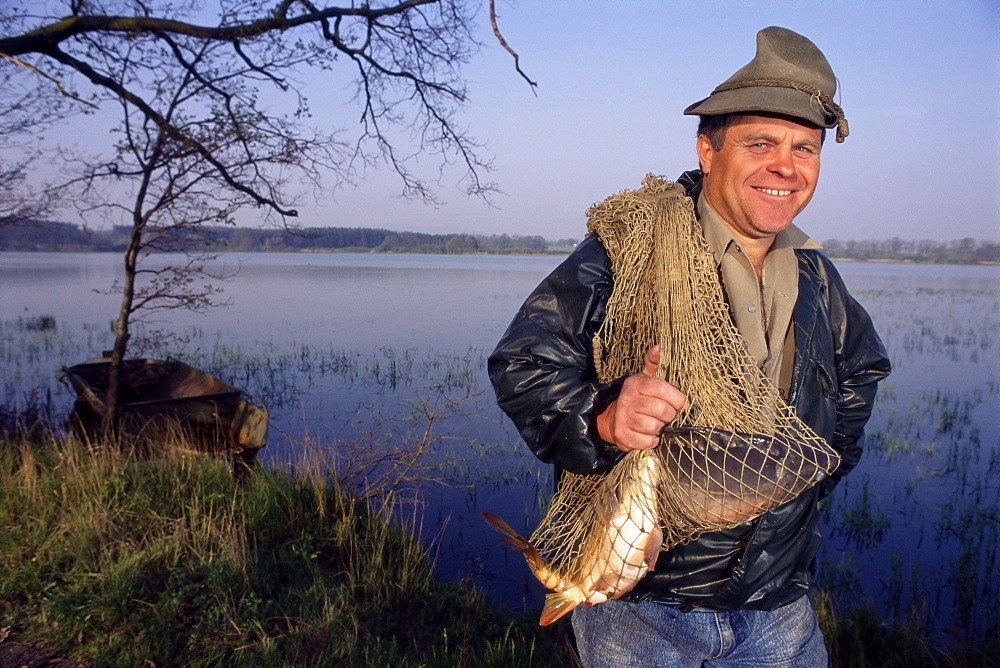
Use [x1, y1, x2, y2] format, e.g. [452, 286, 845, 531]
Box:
[487, 236, 625, 474]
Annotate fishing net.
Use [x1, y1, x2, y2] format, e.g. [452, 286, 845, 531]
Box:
[526, 175, 840, 593]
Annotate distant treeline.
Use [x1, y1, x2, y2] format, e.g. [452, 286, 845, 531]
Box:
[0, 221, 574, 255]
[1, 220, 997, 263]
[820, 237, 999, 264]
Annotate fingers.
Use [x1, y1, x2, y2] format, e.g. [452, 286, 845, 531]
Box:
[627, 375, 687, 413]
[642, 345, 660, 377]
[596, 372, 688, 453]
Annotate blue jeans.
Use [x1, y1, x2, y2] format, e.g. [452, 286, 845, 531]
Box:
[571, 596, 828, 667]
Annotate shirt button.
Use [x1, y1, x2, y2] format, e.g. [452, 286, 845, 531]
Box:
[748, 305, 757, 313]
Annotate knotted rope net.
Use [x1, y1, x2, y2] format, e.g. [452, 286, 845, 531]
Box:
[526, 175, 840, 593]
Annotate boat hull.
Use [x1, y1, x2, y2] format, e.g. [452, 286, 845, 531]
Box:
[61, 358, 268, 464]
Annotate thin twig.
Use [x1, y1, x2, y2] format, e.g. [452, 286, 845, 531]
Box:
[489, 0, 537, 94]
[0, 52, 99, 108]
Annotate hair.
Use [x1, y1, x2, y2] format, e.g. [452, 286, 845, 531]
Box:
[697, 113, 826, 151]
[698, 115, 738, 152]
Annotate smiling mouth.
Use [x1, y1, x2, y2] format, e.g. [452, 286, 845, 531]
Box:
[753, 187, 792, 197]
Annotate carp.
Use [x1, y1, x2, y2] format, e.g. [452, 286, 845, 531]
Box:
[659, 425, 838, 524]
[483, 450, 663, 626]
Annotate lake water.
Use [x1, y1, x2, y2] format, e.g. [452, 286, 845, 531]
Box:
[2, 252, 998, 644]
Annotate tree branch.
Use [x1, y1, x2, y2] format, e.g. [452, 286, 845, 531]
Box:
[0, 1, 439, 57]
[489, 0, 536, 93]
[0, 51, 99, 108]
[45, 44, 300, 216]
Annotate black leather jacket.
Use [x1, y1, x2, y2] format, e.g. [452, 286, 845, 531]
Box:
[488, 172, 891, 611]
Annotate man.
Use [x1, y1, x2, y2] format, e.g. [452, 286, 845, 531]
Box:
[488, 27, 891, 666]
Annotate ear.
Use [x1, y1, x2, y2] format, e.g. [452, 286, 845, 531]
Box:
[696, 134, 715, 175]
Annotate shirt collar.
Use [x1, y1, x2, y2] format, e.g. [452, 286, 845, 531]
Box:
[696, 192, 821, 267]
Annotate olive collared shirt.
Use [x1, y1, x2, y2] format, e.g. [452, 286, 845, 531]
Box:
[697, 193, 822, 392]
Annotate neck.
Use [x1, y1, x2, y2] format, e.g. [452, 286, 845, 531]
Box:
[698, 189, 776, 277]
[735, 235, 774, 277]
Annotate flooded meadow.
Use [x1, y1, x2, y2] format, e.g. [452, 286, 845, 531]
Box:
[1, 252, 997, 646]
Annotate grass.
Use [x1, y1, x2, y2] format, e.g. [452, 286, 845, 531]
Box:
[812, 590, 997, 668]
[2, 296, 997, 665]
[0, 423, 566, 667]
[3, 425, 997, 667]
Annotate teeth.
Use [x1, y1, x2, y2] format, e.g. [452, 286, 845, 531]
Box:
[755, 187, 792, 196]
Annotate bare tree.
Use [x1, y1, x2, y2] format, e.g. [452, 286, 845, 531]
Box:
[0, 0, 530, 428]
[0, 59, 71, 226]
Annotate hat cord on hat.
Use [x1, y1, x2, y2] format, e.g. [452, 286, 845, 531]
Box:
[711, 76, 849, 143]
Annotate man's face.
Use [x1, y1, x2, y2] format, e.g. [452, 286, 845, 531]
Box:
[698, 114, 823, 242]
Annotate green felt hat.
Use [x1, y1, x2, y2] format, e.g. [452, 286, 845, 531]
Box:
[684, 27, 849, 142]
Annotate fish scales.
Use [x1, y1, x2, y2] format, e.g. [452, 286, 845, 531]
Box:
[483, 450, 663, 626]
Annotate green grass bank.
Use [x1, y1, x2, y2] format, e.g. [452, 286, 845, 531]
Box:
[1, 427, 994, 667]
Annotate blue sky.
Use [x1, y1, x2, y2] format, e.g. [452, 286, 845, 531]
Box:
[31, 0, 1000, 242]
[311, 0, 999, 242]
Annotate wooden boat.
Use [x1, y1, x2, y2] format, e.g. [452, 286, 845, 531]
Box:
[60, 357, 268, 467]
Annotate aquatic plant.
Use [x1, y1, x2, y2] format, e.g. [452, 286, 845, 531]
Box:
[0, 413, 564, 666]
[2, 267, 998, 656]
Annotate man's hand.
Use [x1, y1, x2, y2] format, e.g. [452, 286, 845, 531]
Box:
[596, 345, 688, 452]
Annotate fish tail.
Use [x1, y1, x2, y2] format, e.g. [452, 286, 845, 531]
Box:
[539, 591, 580, 626]
[481, 511, 544, 571]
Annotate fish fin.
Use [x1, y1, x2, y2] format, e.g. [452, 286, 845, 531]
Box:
[591, 573, 624, 594]
[481, 511, 544, 571]
[609, 573, 647, 600]
[644, 526, 664, 571]
[481, 511, 517, 537]
[597, 485, 620, 524]
[594, 573, 643, 601]
[539, 592, 579, 626]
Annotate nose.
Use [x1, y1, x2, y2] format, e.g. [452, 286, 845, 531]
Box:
[767, 147, 796, 178]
